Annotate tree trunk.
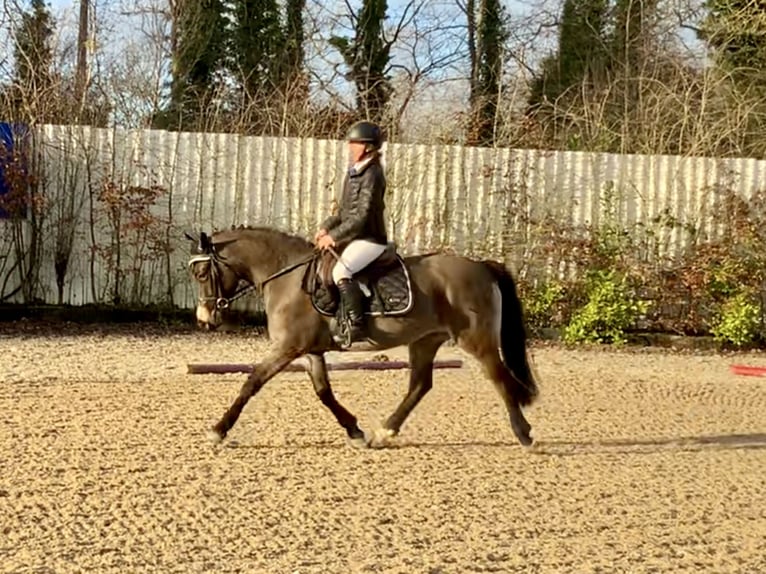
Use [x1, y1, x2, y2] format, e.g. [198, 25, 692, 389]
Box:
[75, 0, 89, 118]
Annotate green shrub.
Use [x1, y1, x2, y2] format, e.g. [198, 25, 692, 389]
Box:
[710, 291, 762, 348]
[563, 270, 647, 345]
[524, 281, 565, 333]
[512, 187, 766, 345]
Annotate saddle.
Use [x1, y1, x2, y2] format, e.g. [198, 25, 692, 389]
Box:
[301, 242, 414, 317]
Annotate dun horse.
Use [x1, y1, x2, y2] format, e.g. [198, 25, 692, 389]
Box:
[187, 226, 539, 448]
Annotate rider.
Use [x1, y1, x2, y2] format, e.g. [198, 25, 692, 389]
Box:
[314, 120, 388, 346]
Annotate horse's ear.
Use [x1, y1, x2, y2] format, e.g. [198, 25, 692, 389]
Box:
[198, 231, 212, 253]
[184, 231, 199, 243]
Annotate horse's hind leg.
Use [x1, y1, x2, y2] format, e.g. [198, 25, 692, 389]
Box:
[485, 353, 533, 446]
[371, 332, 449, 447]
[304, 353, 366, 448]
[461, 338, 533, 446]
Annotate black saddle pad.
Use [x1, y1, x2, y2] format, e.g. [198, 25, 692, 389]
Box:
[302, 252, 413, 317]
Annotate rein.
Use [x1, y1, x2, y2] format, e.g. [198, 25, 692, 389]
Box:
[260, 253, 318, 287]
[189, 251, 317, 310]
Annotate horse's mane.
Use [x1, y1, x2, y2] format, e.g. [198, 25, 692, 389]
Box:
[211, 224, 315, 263]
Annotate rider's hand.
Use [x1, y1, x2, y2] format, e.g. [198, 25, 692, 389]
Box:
[314, 228, 328, 243]
[317, 234, 335, 251]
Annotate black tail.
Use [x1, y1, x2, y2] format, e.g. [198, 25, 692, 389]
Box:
[482, 260, 539, 406]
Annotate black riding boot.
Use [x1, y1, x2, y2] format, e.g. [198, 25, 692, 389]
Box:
[336, 278, 366, 346]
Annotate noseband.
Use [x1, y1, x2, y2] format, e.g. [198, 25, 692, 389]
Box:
[188, 253, 255, 311]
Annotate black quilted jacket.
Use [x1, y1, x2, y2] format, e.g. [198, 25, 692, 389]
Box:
[322, 158, 387, 245]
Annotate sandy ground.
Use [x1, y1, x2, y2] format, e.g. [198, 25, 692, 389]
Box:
[1, 321, 765, 574]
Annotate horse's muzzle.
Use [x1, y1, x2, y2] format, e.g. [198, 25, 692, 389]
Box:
[196, 304, 222, 331]
[198, 320, 219, 331]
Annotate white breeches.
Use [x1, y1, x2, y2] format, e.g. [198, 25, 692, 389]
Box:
[331, 239, 387, 284]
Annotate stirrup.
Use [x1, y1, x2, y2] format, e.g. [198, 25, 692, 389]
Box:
[333, 318, 366, 348]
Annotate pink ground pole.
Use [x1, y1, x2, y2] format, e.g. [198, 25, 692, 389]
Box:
[730, 364, 766, 377]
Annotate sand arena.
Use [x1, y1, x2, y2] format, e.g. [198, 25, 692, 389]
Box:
[1, 321, 764, 573]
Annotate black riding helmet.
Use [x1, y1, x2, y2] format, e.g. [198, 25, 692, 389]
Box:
[347, 121, 383, 149]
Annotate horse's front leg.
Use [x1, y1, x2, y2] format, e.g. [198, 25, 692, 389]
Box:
[304, 353, 366, 448]
[209, 348, 300, 443]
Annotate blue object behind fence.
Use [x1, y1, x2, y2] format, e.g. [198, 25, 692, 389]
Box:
[0, 122, 31, 219]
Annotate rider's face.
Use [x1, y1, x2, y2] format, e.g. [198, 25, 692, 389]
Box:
[348, 142, 366, 163]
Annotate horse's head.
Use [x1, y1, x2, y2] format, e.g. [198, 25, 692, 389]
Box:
[185, 231, 241, 330]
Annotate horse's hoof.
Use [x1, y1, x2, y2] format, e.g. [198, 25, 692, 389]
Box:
[346, 435, 369, 450]
[519, 434, 534, 448]
[510, 412, 533, 447]
[207, 428, 225, 444]
[514, 428, 533, 447]
[367, 427, 397, 449]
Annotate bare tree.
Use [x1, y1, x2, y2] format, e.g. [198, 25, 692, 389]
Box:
[74, 0, 89, 115]
[308, 0, 475, 138]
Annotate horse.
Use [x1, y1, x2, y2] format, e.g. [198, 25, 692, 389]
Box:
[186, 225, 539, 448]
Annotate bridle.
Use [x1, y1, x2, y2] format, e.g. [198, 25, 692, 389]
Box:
[188, 253, 249, 311]
[188, 249, 317, 311]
